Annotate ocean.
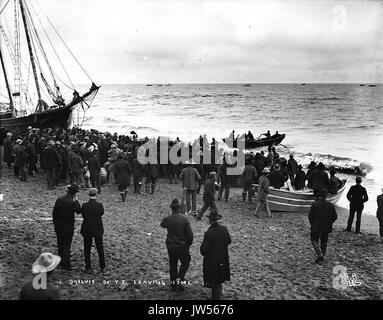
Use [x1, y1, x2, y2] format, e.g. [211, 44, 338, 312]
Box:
[76, 83, 383, 215]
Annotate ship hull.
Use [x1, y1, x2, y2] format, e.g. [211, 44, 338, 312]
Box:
[0, 105, 73, 135]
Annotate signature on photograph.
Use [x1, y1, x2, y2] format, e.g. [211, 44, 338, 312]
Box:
[332, 265, 362, 290]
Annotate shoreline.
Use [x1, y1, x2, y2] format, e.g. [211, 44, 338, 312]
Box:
[1, 166, 383, 300]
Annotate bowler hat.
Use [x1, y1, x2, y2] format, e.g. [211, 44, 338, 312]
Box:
[32, 253, 61, 274]
[207, 209, 222, 221]
[67, 184, 80, 194]
[209, 172, 217, 179]
[355, 176, 362, 183]
[262, 167, 270, 173]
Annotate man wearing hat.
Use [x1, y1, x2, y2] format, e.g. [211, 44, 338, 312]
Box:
[45, 140, 60, 189]
[269, 164, 285, 189]
[180, 159, 201, 214]
[2, 132, 13, 168]
[241, 159, 258, 202]
[14, 139, 28, 181]
[52, 184, 81, 270]
[346, 176, 369, 234]
[287, 154, 298, 186]
[376, 188, 383, 242]
[294, 164, 306, 190]
[200, 209, 231, 300]
[80, 188, 106, 273]
[307, 162, 329, 197]
[308, 191, 338, 263]
[254, 167, 273, 218]
[161, 199, 193, 291]
[197, 172, 217, 220]
[19, 253, 61, 300]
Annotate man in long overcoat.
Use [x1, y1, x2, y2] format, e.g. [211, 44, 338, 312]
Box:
[52, 184, 81, 270]
[80, 188, 106, 273]
[200, 209, 231, 300]
[113, 153, 131, 202]
[308, 191, 337, 263]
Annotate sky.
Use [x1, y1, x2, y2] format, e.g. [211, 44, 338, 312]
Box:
[2, 0, 383, 84]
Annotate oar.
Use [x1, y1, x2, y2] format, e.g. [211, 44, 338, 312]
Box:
[278, 143, 288, 148]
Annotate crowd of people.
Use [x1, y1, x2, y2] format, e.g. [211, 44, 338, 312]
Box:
[2, 126, 383, 300]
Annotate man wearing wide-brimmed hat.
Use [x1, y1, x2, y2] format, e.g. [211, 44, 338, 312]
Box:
[254, 167, 273, 218]
[80, 188, 107, 274]
[308, 191, 338, 263]
[180, 158, 201, 215]
[19, 253, 61, 300]
[200, 209, 231, 300]
[161, 199, 193, 291]
[346, 176, 369, 234]
[52, 184, 81, 271]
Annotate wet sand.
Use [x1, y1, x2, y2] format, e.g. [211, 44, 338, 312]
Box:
[0, 166, 382, 300]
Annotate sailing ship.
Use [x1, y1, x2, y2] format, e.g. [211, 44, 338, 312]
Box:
[0, 0, 99, 138]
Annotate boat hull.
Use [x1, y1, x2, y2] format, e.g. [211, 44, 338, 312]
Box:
[253, 179, 347, 212]
[0, 105, 73, 135]
[245, 134, 286, 149]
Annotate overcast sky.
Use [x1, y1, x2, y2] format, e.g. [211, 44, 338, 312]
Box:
[17, 0, 383, 83]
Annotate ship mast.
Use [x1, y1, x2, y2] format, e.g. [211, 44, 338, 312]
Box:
[19, 0, 44, 112]
[0, 36, 15, 117]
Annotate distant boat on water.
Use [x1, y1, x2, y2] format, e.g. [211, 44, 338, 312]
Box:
[369, 84, 376, 87]
[359, 84, 365, 86]
[243, 84, 251, 87]
[301, 84, 306, 86]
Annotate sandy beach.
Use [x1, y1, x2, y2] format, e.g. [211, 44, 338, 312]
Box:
[1, 165, 382, 300]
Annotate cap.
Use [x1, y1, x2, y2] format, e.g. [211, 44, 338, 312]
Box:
[88, 188, 98, 197]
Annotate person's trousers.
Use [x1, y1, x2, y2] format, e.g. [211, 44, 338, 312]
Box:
[47, 168, 56, 188]
[255, 200, 272, 217]
[27, 159, 37, 175]
[242, 182, 254, 201]
[56, 232, 73, 270]
[167, 246, 191, 282]
[378, 216, 383, 237]
[218, 182, 230, 200]
[71, 172, 83, 187]
[310, 231, 329, 257]
[346, 204, 363, 233]
[14, 165, 19, 177]
[186, 190, 197, 212]
[55, 166, 62, 186]
[90, 173, 101, 192]
[198, 198, 217, 218]
[211, 283, 222, 300]
[83, 235, 106, 270]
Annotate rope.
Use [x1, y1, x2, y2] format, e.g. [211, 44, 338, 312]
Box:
[0, 0, 10, 15]
[35, 0, 94, 83]
[27, 0, 75, 90]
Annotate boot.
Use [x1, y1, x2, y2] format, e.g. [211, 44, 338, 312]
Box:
[145, 183, 150, 195]
[137, 183, 142, 195]
[124, 190, 128, 200]
[120, 192, 126, 202]
[151, 183, 156, 195]
[242, 192, 247, 202]
[320, 241, 327, 257]
[312, 241, 324, 263]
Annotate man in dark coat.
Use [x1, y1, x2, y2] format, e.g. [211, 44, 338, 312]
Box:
[308, 191, 337, 263]
[80, 188, 106, 273]
[26, 136, 38, 176]
[307, 162, 329, 196]
[113, 153, 131, 202]
[14, 140, 28, 181]
[294, 164, 306, 190]
[87, 153, 102, 193]
[287, 154, 298, 185]
[3, 132, 13, 168]
[377, 188, 383, 242]
[269, 164, 285, 189]
[132, 155, 145, 194]
[45, 140, 60, 189]
[328, 169, 342, 195]
[200, 209, 231, 300]
[161, 199, 193, 291]
[52, 184, 81, 270]
[145, 162, 159, 195]
[346, 176, 369, 234]
[241, 160, 258, 202]
[197, 172, 217, 220]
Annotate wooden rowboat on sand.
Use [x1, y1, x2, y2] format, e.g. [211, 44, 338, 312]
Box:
[252, 179, 348, 212]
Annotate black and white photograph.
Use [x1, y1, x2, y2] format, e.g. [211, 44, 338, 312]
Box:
[0, 0, 383, 308]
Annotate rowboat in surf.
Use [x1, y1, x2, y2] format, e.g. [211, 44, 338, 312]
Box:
[245, 134, 286, 149]
[253, 179, 348, 212]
